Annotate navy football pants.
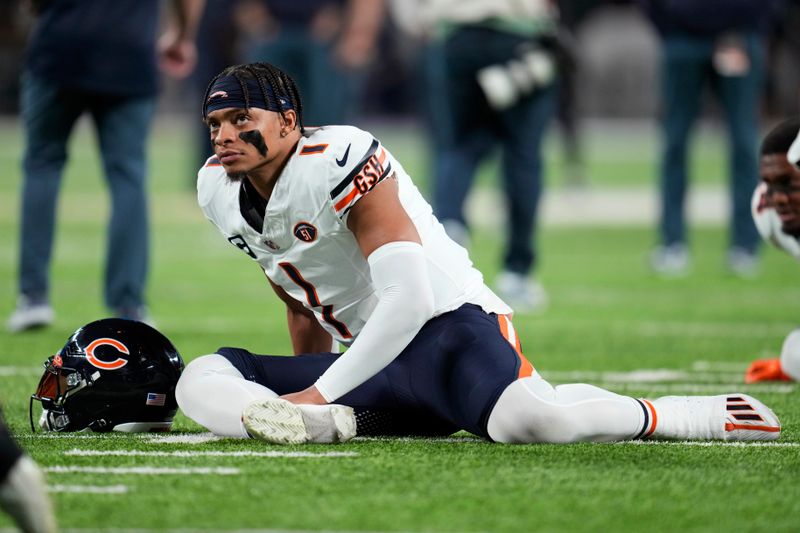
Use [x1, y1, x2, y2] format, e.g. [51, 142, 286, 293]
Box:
[218, 304, 532, 438]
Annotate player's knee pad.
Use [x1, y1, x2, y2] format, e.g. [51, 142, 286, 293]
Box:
[487, 377, 584, 444]
[175, 353, 242, 412]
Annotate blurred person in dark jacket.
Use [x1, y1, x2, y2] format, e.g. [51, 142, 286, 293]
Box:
[8, 0, 204, 332]
[237, 0, 385, 126]
[640, 0, 785, 277]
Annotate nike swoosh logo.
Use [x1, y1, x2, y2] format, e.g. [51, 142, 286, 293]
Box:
[336, 144, 351, 167]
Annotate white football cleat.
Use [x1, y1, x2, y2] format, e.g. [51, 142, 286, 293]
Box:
[242, 398, 356, 445]
[723, 394, 781, 441]
[7, 296, 54, 333]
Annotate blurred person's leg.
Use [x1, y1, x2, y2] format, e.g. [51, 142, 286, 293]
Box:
[658, 35, 708, 248]
[91, 94, 156, 318]
[651, 35, 708, 276]
[716, 32, 763, 272]
[0, 412, 56, 533]
[498, 83, 557, 277]
[433, 28, 497, 246]
[11, 73, 83, 331]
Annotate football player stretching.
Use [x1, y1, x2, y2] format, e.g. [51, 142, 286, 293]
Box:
[746, 118, 800, 384]
[176, 62, 781, 444]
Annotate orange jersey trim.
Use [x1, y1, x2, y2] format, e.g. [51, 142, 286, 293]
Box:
[300, 143, 329, 155]
[333, 187, 360, 213]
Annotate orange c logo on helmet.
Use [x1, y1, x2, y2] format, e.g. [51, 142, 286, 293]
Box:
[85, 338, 129, 370]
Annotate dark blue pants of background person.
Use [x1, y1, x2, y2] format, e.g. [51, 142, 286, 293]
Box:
[217, 305, 533, 439]
[18, 72, 155, 310]
[659, 32, 763, 252]
[432, 26, 557, 275]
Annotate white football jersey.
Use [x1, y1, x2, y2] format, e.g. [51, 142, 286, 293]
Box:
[198, 125, 510, 344]
[751, 183, 800, 261]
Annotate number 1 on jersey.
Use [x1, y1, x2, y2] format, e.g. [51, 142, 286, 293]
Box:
[278, 262, 353, 339]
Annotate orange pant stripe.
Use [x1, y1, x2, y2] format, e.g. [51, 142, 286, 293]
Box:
[498, 314, 534, 378]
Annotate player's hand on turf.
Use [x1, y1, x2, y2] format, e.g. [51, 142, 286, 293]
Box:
[280, 386, 328, 405]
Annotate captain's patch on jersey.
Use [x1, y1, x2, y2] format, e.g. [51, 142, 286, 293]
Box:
[329, 139, 392, 218]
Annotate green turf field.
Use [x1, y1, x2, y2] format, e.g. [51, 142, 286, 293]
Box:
[0, 118, 798, 532]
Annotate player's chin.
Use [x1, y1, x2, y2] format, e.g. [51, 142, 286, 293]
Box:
[220, 161, 251, 182]
[782, 219, 800, 237]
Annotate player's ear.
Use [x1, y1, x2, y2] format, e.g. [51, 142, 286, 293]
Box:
[280, 109, 298, 134]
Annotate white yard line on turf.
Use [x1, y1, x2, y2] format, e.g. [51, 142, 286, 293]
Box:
[144, 433, 222, 444]
[585, 382, 795, 393]
[48, 484, 129, 494]
[354, 436, 484, 443]
[541, 369, 744, 382]
[617, 440, 799, 448]
[692, 361, 749, 371]
[45, 466, 239, 475]
[65, 449, 358, 458]
[0, 366, 41, 376]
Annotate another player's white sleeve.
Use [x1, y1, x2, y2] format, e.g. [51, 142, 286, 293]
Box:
[313, 241, 435, 402]
[751, 183, 800, 260]
[788, 130, 800, 169]
[780, 329, 800, 381]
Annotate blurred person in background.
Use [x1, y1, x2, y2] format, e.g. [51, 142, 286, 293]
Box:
[0, 409, 56, 533]
[191, 0, 241, 173]
[392, 0, 561, 313]
[553, 0, 600, 189]
[235, 0, 386, 127]
[745, 118, 800, 384]
[640, 0, 785, 278]
[7, 0, 204, 333]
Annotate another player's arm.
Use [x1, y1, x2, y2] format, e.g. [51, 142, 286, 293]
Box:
[281, 175, 435, 405]
[267, 277, 334, 355]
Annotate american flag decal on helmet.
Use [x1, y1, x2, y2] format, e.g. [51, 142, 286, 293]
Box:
[146, 392, 166, 406]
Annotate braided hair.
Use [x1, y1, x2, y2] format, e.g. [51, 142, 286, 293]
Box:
[202, 62, 305, 134]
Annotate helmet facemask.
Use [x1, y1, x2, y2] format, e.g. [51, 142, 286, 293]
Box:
[29, 354, 100, 432]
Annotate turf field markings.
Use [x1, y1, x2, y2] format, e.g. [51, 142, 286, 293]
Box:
[144, 432, 223, 444]
[48, 484, 129, 494]
[587, 382, 794, 394]
[354, 436, 483, 443]
[692, 361, 749, 372]
[65, 449, 358, 458]
[45, 466, 239, 475]
[633, 321, 795, 339]
[617, 440, 800, 448]
[542, 369, 743, 382]
[0, 365, 41, 376]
